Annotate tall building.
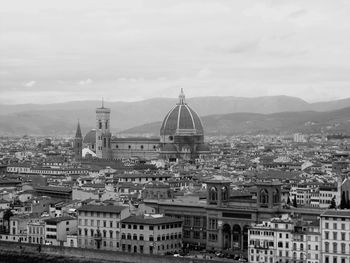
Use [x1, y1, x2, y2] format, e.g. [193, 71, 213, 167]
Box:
[95, 100, 112, 159]
[320, 210, 350, 263]
[159, 89, 210, 162]
[74, 121, 83, 162]
[248, 215, 320, 263]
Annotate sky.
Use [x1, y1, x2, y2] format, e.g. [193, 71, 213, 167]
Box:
[1, 0, 350, 104]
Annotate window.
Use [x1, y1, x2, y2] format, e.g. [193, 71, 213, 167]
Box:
[341, 243, 346, 253]
[193, 231, 200, 239]
[149, 226, 153, 230]
[333, 232, 337, 240]
[194, 216, 201, 227]
[341, 232, 345, 240]
[209, 218, 217, 230]
[325, 231, 329, 239]
[149, 236, 154, 241]
[184, 216, 191, 226]
[333, 242, 337, 253]
[325, 242, 329, 253]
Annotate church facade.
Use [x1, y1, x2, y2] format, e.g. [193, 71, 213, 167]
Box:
[75, 90, 210, 162]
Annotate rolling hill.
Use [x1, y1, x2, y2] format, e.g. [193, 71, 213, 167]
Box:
[123, 107, 350, 136]
[0, 95, 350, 136]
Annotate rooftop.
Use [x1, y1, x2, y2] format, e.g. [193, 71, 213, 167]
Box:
[121, 215, 183, 225]
[321, 209, 350, 218]
[77, 204, 127, 214]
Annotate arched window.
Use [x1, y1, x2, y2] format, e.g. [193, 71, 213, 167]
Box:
[273, 189, 279, 203]
[210, 186, 218, 202]
[260, 189, 269, 204]
[222, 186, 228, 201]
[103, 138, 107, 148]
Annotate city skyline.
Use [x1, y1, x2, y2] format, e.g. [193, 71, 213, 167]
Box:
[1, 0, 350, 104]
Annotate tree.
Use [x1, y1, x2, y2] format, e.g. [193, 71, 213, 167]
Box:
[329, 196, 337, 209]
[293, 195, 297, 208]
[340, 191, 347, 209]
[3, 209, 13, 233]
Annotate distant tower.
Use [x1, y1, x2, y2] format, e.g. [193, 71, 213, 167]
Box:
[74, 121, 83, 162]
[95, 99, 112, 159]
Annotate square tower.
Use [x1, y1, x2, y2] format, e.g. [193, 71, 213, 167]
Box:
[95, 101, 112, 159]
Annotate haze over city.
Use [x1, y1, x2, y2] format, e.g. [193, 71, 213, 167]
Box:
[1, 0, 350, 104]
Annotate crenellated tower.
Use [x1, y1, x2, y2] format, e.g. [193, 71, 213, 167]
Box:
[74, 121, 83, 162]
[95, 99, 112, 159]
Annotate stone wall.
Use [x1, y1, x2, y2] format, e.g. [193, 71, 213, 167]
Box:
[0, 241, 213, 263]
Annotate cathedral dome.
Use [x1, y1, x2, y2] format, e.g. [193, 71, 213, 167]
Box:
[160, 89, 204, 136]
[83, 129, 96, 144]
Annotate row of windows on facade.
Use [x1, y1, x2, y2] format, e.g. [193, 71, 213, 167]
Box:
[116, 145, 157, 150]
[324, 221, 349, 229]
[121, 223, 181, 230]
[122, 243, 182, 253]
[183, 216, 206, 227]
[121, 177, 166, 182]
[324, 231, 349, 241]
[250, 240, 319, 251]
[324, 242, 349, 254]
[324, 256, 348, 263]
[78, 211, 119, 218]
[79, 219, 117, 228]
[77, 239, 181, 253]
[183, 230, 206, 240]
[120, 233, 182, 241]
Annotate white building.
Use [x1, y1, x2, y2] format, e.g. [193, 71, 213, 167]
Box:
[248, 214, 320, 263]
[320, 210, 350, 263]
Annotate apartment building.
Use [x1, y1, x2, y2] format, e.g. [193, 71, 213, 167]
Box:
[120, 214, 183, 255]
[320, 210, 350, 263]
[77, 204, 130, 250]
[43, 216, 77, 246]
[248, 214, 320, 263]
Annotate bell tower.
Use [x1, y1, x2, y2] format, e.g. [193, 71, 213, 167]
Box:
[95, 99, 112, 159]
[74, 121, 83, 162]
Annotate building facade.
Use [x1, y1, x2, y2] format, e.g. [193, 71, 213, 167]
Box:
[77, 204, 130, 250]
[120, 214, 183, 255]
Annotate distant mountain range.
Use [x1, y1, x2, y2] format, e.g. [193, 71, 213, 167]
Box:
[1, 95, 350, 136]
[124, 107, 350, 136]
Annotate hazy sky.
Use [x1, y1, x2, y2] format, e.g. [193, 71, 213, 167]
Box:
[1, 0, 350, 104]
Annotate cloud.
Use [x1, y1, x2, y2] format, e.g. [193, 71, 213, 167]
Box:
[78, 79, 92, 85]
[24, 81, 36, 87]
